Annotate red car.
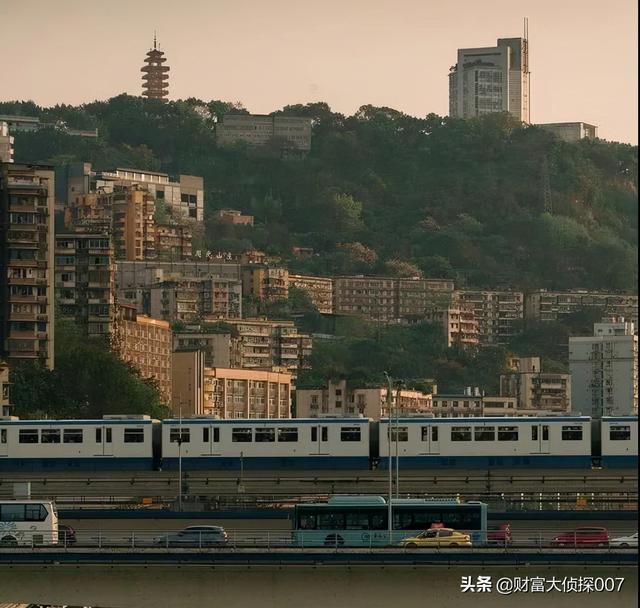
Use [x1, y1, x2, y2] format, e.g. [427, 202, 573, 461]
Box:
[551, 527, 610, 547]
[487, 523, 511, 545]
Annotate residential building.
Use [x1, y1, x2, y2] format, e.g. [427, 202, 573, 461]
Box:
[56, 162, 204, 223]
[242, 265, 289, 301]
[141, 35, 169, 100]
[289, 274, 334, 314]
[173, 327, 233, 367]
[64, 190, 113, 231]
[216, 114, 312, 153]
[0, 122, 14, 163]
[569, 318, 638, 417]
[55, 233, 116, 338]
[537, 122, 598, 142]
[144, 278, 242, 322]
[1, 361, 10, 415]
[172, 351, 292, 418]
[111, 304, 172, 404]
[0, 115, 98, 137]
[500, 356, 571, 413]
[216, 208, 254, 226]
[333, 276, 455, 323]
[449, 36, 530, 123]
[112, 187, 156, 260]
[116, 260, 241, 290]
[0, 163, 55, 369]
[295, 380, 433, 420]
[432, 391, 519, 417]
[454, 290, 524, 344]
[425, 304, 479, 348]
[155, 222, 192, 260]
[525, 290, 638, 326]
[214, 318, 312, 379]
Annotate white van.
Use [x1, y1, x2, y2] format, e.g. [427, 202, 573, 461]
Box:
[0, 500, 58, 546]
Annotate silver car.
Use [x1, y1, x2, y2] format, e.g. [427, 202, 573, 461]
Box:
[156, 526, 228, 547]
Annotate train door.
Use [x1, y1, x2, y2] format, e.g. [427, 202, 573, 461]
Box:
[201, 425, 221, 456]
[95, 426, 113, 456]
[311, 424, 329, 455]
[531, 424, 550, 454]
[420, 425, 440, 455]
[0, 428, 7, 456]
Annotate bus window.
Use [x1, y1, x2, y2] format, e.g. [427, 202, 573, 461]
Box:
[25, 504, 46, 521]
[345, 512, 369, 530]
[299, 513, 317, 530]
[318, 512, 345, 530]
[370, 513, 387, 530]
[1, 503, 25, 521]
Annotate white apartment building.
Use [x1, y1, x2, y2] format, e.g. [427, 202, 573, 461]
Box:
[569, 318, 638, 417]
[449, 37, 530, 123]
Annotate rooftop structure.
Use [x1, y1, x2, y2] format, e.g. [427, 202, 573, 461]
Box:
[141, 35, 170, 100]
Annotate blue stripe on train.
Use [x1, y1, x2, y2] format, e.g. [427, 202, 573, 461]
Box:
[600, 455, 638, 469]
[0, 457, 154, 472]
[161, 456, 371, 471]
[376, 455, 594, 469]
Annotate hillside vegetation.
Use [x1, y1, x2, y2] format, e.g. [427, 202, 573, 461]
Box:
[3, 96, 637, 292]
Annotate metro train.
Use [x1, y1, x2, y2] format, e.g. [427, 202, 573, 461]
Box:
[0, 415, 636, 472]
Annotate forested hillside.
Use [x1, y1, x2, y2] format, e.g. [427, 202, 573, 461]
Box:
[3, 96, 637, 292]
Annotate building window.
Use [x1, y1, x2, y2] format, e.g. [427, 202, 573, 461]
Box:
[124, 428, 145, 443]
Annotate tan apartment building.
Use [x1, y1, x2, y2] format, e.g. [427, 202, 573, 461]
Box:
[500, 356, 571, 413]
[454, 290, 524, 345]
[172, 350, 292, 418]
[216, 114, 312, 153]
[296, 380, 433, 419]
[155, 222, 192, 260]
[525, 290, 638, 326]
[112, 187, 156, 261]
[242, 265, 289, 301]
[212, 318, 313, 379]
[56, 163, 204, 223]
[111, 305, 172, 404]
[116, 260, 241, 290]
[216, 208, 254, 226]
[1, 360, 10, 415]
[333, 276, 455, 323]
[432, 392, 519, 417]
[0, 121, 14, 163]
[55, 233, 116, 338]
[173, 327, 233, 367]
[289, 274, 334, 314]
[425, 305, 479, 348]
[537, 123, 598, 142]
[0, 163, 55, 369]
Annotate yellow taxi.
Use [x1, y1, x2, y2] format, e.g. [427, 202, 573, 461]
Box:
[399, 528, 472, 548]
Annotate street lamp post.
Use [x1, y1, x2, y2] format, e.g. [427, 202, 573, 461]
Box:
[395, 381, 402, 500]
[177, 399, 183, 512]
[384, 372, 393, 544]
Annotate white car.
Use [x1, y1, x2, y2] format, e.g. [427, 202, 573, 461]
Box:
[609, 533, 638, 548]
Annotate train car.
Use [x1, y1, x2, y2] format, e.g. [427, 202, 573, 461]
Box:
[599, 417, 638, 469]
[378, 416, 593, 469]
[160, 417, 371, 471]
[0, 415, 156, 472]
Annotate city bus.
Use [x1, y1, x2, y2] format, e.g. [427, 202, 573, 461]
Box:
[0, 500, 59, 546]
[292, 495, 488, 547]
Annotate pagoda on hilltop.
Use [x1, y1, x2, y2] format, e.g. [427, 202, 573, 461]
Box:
[141, 34, 170, 100]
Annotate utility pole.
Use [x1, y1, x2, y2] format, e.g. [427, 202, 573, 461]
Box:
[177, 397, 183, 512]
[384, 372, 393, 544]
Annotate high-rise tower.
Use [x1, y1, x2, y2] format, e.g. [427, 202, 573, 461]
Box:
[141, 34, 170, 100]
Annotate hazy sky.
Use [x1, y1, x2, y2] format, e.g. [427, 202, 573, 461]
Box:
[0, 0, 637, 143]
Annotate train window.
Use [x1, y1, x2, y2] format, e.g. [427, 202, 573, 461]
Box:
[312, 426, 328, 442]
[124, 428, 145, 443]
[18, 429, 39, 444]
[203, 427, 209, 443]
[531, 426, 538, 441]
[311, 427, 317, 442]
[41, 429, 61, 444]
[232, 428, 253, 442]
[498, 426, 519, 441]
[341, 426, 362, 442]
[63, 429, 83, 443]
[610, 425, 631, 441]
[474, 427, 495, 442]
[213, 427, 220, 442]
[542, 426, 549, 441]
[96, 428, 101, 442]
[0, 429, 6, 444]
[25, 504, 47, 522]
[322, 427, 328, 441]
[278, 428, 299, 442]
[169, 428, 190, 443]
[451, 426, 471, 441]
[421, 427, 439, 442]
[106, 428, 112, 443]
[255, 428, 276, 442]
[561, 426, 583, 441]
[390, 427, 408, 442]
